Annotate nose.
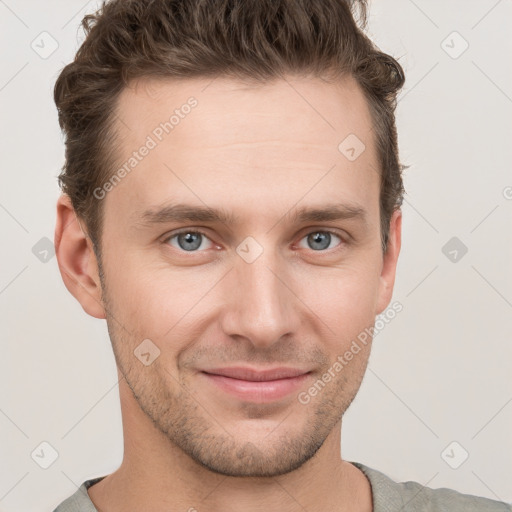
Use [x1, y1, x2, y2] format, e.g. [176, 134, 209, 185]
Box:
[219, 242, 301, 350]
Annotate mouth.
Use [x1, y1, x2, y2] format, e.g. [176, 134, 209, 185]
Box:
[200, 367, 312, 403]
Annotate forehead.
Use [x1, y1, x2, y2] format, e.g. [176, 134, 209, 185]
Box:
[116, 74, 375, 147]
[104, 74, 380, 230]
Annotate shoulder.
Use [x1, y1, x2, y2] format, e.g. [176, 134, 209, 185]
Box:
[52, 477, 105, 512]
[350, 462, 512, 512]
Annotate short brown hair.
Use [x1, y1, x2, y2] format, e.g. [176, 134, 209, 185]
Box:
[54, 0, 405, 256]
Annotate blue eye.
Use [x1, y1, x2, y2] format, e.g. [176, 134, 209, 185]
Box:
[164, 229, 344, 253]
[298, 231, 343, 251]
[166, 230, 213, 252]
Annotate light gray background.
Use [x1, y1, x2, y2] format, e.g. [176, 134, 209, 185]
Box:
[1, 1, 511, 511]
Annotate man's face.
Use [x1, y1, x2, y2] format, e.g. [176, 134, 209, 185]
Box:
[94, 75, 399, 477]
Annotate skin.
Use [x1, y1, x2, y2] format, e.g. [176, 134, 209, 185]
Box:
[55, 74, 401, 512]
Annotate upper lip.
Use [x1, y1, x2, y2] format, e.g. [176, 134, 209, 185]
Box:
[201, 367, 311, 381]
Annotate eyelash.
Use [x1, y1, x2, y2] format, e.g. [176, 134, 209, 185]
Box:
[162, 228, 347, 255]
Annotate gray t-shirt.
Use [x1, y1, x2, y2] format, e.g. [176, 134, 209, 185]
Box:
[52, 461, 512, 511]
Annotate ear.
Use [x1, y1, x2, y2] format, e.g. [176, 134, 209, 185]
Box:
[54, 194, 106, 319]
[376, 209, 402, 315]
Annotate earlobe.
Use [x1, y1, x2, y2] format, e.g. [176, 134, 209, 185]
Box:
[54, 194, 106, 319]
[376, 209, 402, 315]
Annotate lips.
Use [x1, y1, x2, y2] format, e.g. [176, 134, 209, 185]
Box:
[201, 366, 310, 381]
[200, 366, 312, 402]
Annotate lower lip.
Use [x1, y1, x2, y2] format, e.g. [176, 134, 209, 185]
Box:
[201, 372, 311, 403]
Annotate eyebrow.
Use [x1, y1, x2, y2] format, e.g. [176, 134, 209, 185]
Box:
[135, 202, 368, 229]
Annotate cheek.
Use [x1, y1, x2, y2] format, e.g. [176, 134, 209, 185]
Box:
[105, 257, 218, 346]
[101, 254, 172, 337]
[297, 263, 381, 329]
